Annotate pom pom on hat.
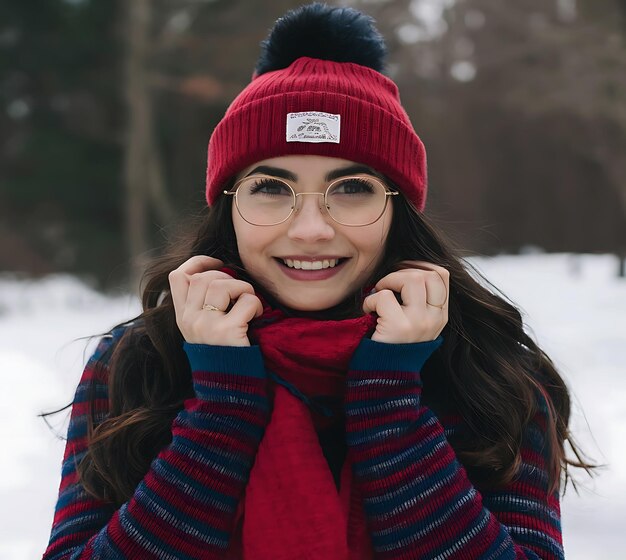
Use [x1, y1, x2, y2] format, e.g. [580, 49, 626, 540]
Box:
[255, 3, 387, 75]
[206, 3, 428, 211]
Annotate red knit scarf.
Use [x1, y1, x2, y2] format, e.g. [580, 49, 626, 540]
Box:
[226, 291, 377, 559]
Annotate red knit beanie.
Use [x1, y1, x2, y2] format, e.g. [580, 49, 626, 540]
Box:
[205, 8, 428, 211]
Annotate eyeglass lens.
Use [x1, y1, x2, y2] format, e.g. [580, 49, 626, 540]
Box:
[234, 176, 388, 226]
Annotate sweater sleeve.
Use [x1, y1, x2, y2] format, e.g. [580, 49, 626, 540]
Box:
[42, 327, 269, 560]
[345, 336, 564, 560]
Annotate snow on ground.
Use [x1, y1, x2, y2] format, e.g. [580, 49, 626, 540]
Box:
[0, 254, 624, 559]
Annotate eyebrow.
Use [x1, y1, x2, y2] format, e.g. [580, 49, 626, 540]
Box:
[243, 164, 380, 182]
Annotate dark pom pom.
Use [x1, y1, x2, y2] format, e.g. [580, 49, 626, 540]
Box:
[255, 2, 387, 76]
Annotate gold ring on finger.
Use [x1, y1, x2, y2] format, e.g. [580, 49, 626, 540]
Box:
[428, 269, 449, 308]
[202, 303, 222, 312]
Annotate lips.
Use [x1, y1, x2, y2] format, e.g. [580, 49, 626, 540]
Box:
[274, 256, 349, 280]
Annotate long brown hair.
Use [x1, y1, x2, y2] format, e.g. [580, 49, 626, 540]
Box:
[75, 187, 596, 506]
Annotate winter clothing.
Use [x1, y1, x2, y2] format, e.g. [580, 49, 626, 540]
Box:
[44, 5, 565, 558]
[239, 299, 377, 559]
[204, 3, 428, 211]
[42, 321, 564, 559]
[205, 57, 428, 212]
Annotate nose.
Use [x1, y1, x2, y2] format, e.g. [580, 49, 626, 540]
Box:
[287, 193, 335, 242]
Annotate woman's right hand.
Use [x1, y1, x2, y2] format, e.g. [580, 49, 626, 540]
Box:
[169, 255, 263, 346]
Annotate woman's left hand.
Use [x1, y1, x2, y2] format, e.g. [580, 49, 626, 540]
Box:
[363, 260, 449, 344]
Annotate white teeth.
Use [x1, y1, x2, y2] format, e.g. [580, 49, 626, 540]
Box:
[282, 258, 340, 270]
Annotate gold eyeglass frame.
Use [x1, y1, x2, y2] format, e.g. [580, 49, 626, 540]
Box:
[223, 174, 399, 227]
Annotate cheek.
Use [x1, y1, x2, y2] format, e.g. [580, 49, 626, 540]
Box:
[359, 211, 392, 263]
[235, 230, 261, 268]
[232, 219, 277, 272]
[356, 226, 391, 284]
[232, 211, 258, 264]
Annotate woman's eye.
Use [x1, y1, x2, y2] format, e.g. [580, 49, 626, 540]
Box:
[249, 179, 291, 196]
[333, 178, 375, 194]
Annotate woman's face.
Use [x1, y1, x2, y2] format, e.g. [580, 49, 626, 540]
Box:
[231, 155, 393, 312]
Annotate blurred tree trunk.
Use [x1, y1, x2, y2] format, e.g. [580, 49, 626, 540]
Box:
[125, 0, 150, 294]
[124, 0, 173, 294]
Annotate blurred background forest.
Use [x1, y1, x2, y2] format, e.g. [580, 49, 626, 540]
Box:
[1, 0, 625, 293]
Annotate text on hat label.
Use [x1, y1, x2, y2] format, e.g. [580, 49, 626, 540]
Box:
[286, 111, 341, 144]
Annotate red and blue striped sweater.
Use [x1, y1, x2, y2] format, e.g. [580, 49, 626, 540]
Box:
[43, 325, 564, 559]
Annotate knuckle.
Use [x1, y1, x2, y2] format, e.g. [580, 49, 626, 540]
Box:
[238, 292, 253, 303]
[380, 290, 395, 302]
[244, 281, 256, 292]
[192, 270, 219, 284]
[179, 256, 199, 270]
[235, 280, 255, 294]
[406, 269, 424, 280]
[212, 271, 234, 281]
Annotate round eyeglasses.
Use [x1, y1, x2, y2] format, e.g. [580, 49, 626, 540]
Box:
[223, 174, 398, 227]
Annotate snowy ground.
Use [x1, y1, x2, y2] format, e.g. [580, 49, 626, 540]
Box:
[1, 253, 624, 559]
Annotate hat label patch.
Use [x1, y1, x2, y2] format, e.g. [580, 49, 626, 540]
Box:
[286, 111, 340, 144]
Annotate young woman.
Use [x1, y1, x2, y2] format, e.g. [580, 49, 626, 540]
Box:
[43, 4, 592, 559]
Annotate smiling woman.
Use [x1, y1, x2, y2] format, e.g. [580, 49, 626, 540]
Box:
[229, 156, 395, 312]
[42, 3, 594, 560]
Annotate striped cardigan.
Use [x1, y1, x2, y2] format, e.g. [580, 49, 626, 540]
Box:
[43, 325, 564, 559]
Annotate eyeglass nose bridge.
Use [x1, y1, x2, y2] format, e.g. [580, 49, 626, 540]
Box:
[292, 191, 330, 215]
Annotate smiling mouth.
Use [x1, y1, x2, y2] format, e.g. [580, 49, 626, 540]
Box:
[275, 257, 348, 270]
